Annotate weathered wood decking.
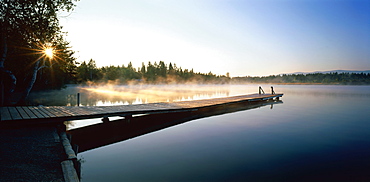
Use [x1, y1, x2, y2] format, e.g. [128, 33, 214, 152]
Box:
[0, 93, 283, 123]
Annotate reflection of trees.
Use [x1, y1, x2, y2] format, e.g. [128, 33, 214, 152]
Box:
[28, 85, 231, 106]
[28, 86, 80, 106]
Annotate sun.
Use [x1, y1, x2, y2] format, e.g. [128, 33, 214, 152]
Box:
[43, 47, 54, 59]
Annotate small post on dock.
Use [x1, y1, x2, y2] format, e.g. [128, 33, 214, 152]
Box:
[271, 86, 275, 94]
[77, 93, 80, 107]
[102, 117, 109, 123]
[259, 86, 265, 95]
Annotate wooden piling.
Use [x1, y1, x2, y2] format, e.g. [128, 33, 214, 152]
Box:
[77, 93, 80, 107]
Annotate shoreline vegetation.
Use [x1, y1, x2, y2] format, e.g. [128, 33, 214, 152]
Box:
[7, 59, 369, 106]
[75, 60, 370, 86]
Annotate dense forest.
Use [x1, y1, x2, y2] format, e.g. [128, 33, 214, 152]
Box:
[76, 59, 230, 85]
[75, 59, 370, 85]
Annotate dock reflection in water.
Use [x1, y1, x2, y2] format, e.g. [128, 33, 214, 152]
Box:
[68, 99, 282, 153]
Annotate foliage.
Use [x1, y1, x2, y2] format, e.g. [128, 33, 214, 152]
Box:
[75, 60, 370, 85]
[232, 72, 370, 85]
[75, 60, 231, 84]
[1, 0, 79, 91]
[76, 59, 102, 82]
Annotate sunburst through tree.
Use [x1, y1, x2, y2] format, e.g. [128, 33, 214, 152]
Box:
[1, 0, 79, 104]
[43, 47, 54, 59]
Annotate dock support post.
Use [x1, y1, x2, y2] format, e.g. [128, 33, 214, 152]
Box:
[77, 93, 80, 107]
[102, 117, 109, 123]
[125, 115, 132, 123]
[259, 86, 265, 95]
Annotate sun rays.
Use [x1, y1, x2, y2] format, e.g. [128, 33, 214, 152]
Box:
[35, 42, 61, 62]
[43, 47, 54, 59]
[17, 41, 66, 68]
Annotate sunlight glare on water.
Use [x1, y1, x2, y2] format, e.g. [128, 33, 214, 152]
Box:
[29, 84, 257, 106]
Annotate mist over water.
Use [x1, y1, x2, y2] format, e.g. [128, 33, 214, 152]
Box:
[29, 84, 370, 107]
[29, 84, 261, 106]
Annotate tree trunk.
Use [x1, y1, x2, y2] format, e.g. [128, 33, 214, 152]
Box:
[1, 0, 9, 69]
[1, 27, 5, 105]
[1, 26, 6, 68]
[0, 79, 4, 106]
[1, 1, 17, 106]
[17, 60, 40, 105]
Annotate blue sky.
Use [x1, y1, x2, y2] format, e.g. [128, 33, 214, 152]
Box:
[60, 0, 370, 76]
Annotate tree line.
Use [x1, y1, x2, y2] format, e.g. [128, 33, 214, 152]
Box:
[232, 72, 370, 85]
[76, 59, 230, 84]
[75, 59, 370, 85]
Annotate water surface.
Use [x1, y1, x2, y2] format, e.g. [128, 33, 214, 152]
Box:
[31, 85, 370, 181]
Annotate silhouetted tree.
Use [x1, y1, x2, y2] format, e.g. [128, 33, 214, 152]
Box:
[77, 59, 101, 82]
[1, 0, 79, 105]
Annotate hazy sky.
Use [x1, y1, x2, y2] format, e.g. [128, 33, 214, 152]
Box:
[60, 0, 370, 76]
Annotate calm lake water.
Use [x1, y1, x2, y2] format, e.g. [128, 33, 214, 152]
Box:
[31, 85, 370, 181]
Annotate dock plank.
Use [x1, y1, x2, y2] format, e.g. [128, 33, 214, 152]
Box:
[21, 107, 39, 119]
[0, 107, 12, 121]
[37, 107, 57, 117]
[30, 106, 49, 118]
[8, 107, 22, 120]
[56, 106, 78, 116]
[48, 106, 72, 117]
[43, 107, 66, 117]
[16, 107, 31, 120]
[71, 108, 91, 115]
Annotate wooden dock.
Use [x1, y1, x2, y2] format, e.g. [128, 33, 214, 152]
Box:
[0, 93, 283, 124]
[70, 99, 283, 153]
